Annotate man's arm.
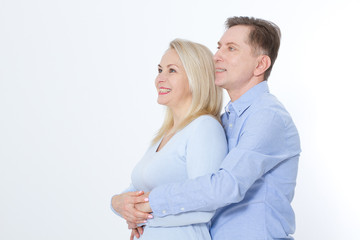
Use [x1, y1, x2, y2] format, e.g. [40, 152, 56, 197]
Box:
[149, 109, 300, 217]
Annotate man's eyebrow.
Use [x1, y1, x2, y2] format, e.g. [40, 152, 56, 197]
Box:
[217, 41, 240, 47]
[226, 42, 240, 47]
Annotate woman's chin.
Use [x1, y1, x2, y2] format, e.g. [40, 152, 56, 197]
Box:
[157, 99, 168, 106]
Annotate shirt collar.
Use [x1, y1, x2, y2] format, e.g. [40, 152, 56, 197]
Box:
[225, 81, 269, 117]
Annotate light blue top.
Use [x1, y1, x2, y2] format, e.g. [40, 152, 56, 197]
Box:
[124, 115, 228, 240]
[149, 81, 301, 239]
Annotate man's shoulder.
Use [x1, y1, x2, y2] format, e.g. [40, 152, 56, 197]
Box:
[240, 92, 299, 135]
[251, 92, 290, 118]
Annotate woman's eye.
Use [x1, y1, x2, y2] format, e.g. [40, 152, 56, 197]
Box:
[169, 68, 176, 73]
[158, 68, 162, 73]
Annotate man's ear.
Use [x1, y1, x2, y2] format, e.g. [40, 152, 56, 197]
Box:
[254, 55, 271, 77]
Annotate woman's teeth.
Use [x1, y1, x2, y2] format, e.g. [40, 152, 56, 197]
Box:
[159, 88, 171, 93]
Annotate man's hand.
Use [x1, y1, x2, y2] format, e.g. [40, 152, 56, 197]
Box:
[135, 192, 152, 213]
[111, 191, 152, 223]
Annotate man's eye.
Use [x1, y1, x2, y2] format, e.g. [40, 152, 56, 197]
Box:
[158, 68, 162, 73]
[229, 46, 235, 51]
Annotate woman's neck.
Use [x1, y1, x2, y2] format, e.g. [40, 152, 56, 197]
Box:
[169, 102, 191, 128]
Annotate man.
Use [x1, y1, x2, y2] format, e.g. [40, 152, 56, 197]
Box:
[112, 16, 301, 239]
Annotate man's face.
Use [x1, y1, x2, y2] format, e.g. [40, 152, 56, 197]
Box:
[214, 25, 259, 95]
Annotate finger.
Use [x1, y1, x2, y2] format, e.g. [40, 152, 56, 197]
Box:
[135, 202, 152, 213]
[125, 216, 146, 225]
[134, 228, 140, 239]
[124, 195, 148, 205]
[126, 221, 137, 229]
[138, 226, 144, 235]
[133, 212, 153, 224]
[134, 219, 147, 224]
[130, 208, 152, 221]
[128, 191, 144, 197]
[130, 230, 135, 240]
[122, 204, 152, 223]
[133, 195, 149, 204]
[124, 212, 148, 224]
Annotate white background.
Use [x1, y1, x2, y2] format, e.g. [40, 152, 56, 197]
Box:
[1, 0, 360, 239]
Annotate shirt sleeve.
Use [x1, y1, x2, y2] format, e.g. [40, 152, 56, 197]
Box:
[121, 183, 138, 193]
[149, 109, 299, 216]
[146, 116, 228, 226]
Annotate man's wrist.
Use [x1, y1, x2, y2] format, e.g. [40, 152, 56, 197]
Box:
[135, 201, 152, 213]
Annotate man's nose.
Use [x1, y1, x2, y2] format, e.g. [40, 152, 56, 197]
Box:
[213, 49, 223, 62]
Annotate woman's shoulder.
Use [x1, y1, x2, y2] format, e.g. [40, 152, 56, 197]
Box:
[189, 114, 222, 128]
[192, 114, 220, 125]
[186, 115, 227, 154]
[176, 115, 225, 142]
[185, 115, 224, 135]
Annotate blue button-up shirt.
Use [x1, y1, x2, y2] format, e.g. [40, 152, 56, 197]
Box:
[149, 81, 301, 239]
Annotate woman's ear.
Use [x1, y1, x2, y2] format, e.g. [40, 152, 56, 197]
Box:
[254, 55, 271, 77]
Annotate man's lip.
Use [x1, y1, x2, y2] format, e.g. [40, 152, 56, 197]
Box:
[215, 68, 227, 73]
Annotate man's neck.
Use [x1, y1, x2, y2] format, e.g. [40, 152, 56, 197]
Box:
[228, 79, 264, 102]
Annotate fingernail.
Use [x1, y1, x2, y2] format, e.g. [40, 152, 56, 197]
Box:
[138, 191, 143, 194]
[144, 198, 149, 202]
[143, 220, 147, 223]
[148, 215, 153, 219]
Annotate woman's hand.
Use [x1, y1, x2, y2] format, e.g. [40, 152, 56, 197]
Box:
[111, 191, 151, 223]
[130, 226, 144, 240]
[127, 221, 144, 240]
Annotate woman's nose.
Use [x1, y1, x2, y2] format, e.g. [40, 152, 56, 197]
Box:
[155, 74, 166, 84]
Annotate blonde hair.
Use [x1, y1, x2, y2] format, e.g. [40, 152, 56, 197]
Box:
[152, 38, 223, 144]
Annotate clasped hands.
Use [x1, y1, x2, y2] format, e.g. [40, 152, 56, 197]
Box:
[111, 191, 153, 239]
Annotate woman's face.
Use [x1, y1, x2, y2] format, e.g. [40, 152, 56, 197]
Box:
[155, 49, 192, 113]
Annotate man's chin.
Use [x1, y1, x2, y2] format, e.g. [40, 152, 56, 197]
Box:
[214, 79, 225, 88]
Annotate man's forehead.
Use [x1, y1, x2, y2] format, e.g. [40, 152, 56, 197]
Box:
[217, 41, 240, 46]
[218, 25, 251, 45]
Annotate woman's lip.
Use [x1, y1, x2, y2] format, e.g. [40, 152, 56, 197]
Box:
[158, 87, 171, 95]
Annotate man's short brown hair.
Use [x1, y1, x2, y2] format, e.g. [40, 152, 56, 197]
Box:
[226, 16, 281, 80]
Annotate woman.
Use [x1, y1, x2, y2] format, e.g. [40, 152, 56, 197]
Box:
[112, 39, 227, 240]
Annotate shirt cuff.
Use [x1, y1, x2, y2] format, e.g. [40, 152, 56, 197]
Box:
[149, 185, 172, 217]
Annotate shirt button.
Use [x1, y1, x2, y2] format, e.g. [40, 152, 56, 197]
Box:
[229, 124, 233, 128]
[180, 207, 185, 211]
[162, 210, 166, 214]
